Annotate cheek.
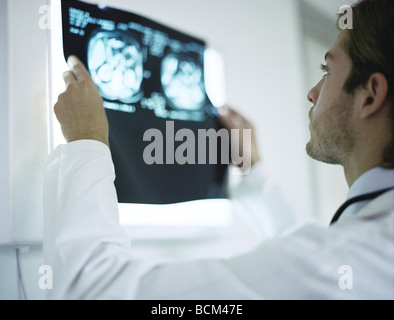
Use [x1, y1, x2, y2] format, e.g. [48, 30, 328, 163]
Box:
[310, 101, 325, 123]
[311, 84, 333, 121]
[310, 101, 332, 137]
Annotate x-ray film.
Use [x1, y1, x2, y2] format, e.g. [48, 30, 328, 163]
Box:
[61, 0, 229, 204]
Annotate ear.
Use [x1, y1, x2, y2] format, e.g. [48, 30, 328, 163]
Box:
[360, 72, 389, 119]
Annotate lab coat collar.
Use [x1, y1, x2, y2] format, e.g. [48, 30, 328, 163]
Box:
[347, 167, 394, 200]
[342, 167, 394, 218]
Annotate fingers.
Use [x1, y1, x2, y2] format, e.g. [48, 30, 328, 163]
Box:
[62, 71, 77, 87]
[67, 55, 90, 81]
[218, 106, 235, 129]
[218, 105, 252, 130]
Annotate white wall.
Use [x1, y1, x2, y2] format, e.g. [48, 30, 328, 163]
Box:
[0, 0, 49, 245]
[0, 0, 349, 299]
[0, 0, 12, 244]
[0, 0, 48, 300]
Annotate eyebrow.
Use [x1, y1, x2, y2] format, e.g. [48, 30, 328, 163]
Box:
[325, 51, 334, 61]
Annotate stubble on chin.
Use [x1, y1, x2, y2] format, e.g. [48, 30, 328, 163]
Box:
[306, 94, 355, 166]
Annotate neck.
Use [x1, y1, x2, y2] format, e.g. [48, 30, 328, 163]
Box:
[343, 150, 385, 187]
[343, 114, 392, 187]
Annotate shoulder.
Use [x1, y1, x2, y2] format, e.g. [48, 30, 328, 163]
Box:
[352, 189, 394, 222]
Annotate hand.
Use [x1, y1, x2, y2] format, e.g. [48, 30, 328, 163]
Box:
[54, 56, 109, 147]
[218, 105, 261, 171]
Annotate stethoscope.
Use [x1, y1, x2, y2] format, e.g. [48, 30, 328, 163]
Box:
[330, 187, 394, 225]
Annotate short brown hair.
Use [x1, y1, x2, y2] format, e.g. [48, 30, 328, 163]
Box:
[338, 0, 394, 168]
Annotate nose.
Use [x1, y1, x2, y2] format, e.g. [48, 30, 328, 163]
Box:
[307, 79, 324, 105]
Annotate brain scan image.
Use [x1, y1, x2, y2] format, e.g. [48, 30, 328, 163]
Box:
[87, 30, 144, 104]
[161, 54, 206, 111]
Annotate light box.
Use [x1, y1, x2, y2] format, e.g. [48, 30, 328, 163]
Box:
[49, 0, 232, 239]
[1, 0, 49, 245]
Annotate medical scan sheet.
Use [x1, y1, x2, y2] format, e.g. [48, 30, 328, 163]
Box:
[61, 0, 229, 204]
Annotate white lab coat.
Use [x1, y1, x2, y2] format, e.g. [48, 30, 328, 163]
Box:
[43, 140, 394, 299]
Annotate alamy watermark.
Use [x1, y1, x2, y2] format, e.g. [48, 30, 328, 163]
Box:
[38, 265, 53, 290]
[338, 5, 354, 30]
[338, 265, 353, 290]
[38, 5, 51, 30]
[143, 121, 252, 174]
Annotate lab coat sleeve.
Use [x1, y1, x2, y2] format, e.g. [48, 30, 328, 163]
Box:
[229, 163, 319, 241]
[136, 211, 394, 299]
[43, 140, 157, 299]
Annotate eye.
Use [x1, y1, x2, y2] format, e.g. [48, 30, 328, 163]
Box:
[320, 64, 330, 78]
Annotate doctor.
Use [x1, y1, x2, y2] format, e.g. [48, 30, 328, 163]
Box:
[44, 0, 394, 299]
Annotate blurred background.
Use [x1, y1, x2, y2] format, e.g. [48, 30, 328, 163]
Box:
[0, 0, 353, 299]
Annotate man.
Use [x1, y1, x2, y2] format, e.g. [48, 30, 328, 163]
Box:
[44, 0, 394, 299]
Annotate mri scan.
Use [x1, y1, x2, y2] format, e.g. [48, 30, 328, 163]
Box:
[87, 30, 144, 104]
[161, 53, 205, 111]
[61, 0, 228, 205]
